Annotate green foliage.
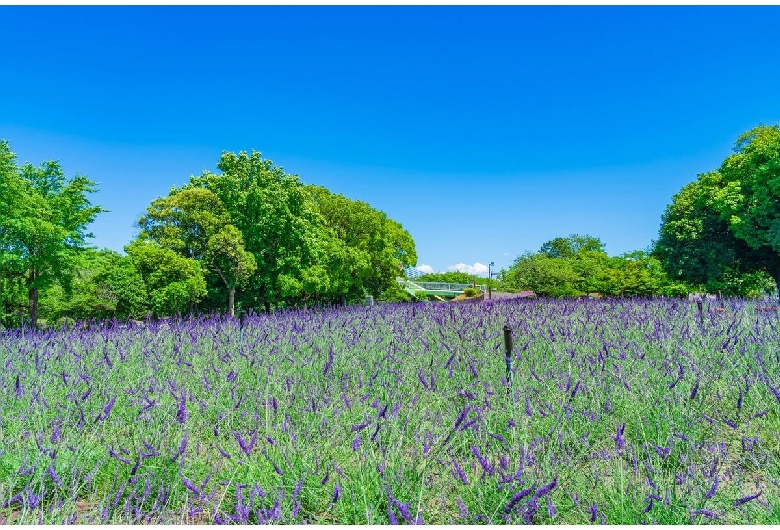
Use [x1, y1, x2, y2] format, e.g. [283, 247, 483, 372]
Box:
[0, 140, 104, 326]
[186, 152, 340, 310]
[504, 235, 691, 297]
[504, 251, 581, 297]
[125, 240, 206, 317]
[463, 287, 479, 297]
[308, 185, 417, 302]
[38, 249, 149, 323]
[655, 124, 780, 298]
[135, 186, 256, 316]
[416, 271, 483, 284]
[539, 233, 605, 258]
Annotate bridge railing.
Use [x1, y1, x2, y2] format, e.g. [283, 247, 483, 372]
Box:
[414, 282, 486, 293]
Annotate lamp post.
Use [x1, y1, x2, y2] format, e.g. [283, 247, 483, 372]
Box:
[488, 261, 494, 300]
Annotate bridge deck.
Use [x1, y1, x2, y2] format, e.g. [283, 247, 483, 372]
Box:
[396, 278, 486, 299]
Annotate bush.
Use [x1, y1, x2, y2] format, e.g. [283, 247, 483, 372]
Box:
[463, 287, 479, 297]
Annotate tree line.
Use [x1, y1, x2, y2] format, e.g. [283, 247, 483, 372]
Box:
[2, 123, 779, 327]
[496, 124, 780, 300]
[0, 145, 416, 328]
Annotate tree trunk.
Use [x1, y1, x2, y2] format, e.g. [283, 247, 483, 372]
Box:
[28, 286, 38, 329]
[228, 288, 235, 317]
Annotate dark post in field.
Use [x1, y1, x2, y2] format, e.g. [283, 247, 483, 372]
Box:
[503, 324, 513, 396]
[238, 309, 246, 343]
[696, 299, 704, 328]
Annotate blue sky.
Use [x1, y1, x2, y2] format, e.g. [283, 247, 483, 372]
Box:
[3, 6, 780, 276]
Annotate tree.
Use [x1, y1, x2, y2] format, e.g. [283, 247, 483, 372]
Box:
[0, 140, 104, 326]
[416, 271, 481, 284]
[715, 124, 780, 293]
[38, 248, 150, 323]
[187, 151, 336, 312]
[125, 240, 207, 318]
[136, 187, 255, 316]
[539, 234, 605, 259]
[503, 252, 581, 297]
[204, 225, 257, 316]
[655, 125, 780, 297]
[308, 185, 418, 302]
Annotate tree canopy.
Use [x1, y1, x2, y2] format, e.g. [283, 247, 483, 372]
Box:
[0, 140, 104, 326]
[655, 124, 780, 297]
[503, 234, 689, 297]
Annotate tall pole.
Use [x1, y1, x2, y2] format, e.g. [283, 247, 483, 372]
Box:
[503, 324, 513, 397]
[488, 262, 493, 300]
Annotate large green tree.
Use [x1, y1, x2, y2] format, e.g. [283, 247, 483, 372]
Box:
[186, 151, 337, 311]
[39, 248, 149, 323]
[125, 240, 207, 318]
[655, 125, 780, 297]
[135, 187, 256, 316]
[308, 185, 417, 302]
[0, 140, 104, 326]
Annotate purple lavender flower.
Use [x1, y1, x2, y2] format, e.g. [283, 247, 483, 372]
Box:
[176, 395, 188, 424]
[692, 509, 717, 518]
[332, 483, 341, 503]
[233, 431, 256, 456]
[504, 487, 532, 514]
[705, 476, 719, 499]
[690, 380, 699, 400]
[452, 458, 469, 485]
[769, 384, 780, 404]
[50, 425, 61, 444]
[108, 446, 132, 465]
[546, 497, 556, 518]
[614, 423, 626, 453]
[534, 477, 557, 498]
[471, 446, 494, 476]
[453, 406, 469, 430]
[351, 422, 369, 432]
[97, 396, 116, 421]
[734, 491, 762, 506]
[46, 463, 63, 488]
[654, 445, 670, 459]
[737, 389, 743, 410]
[14, 374, 23, 398]
[352, 434, 362, 451]
[387, 504, 399, 524]
[589, 504, 598, 522]
[181, 473, 201, 496]
[490, 433, 506, 444]
[171, 432, 188, 462]
[457, 497, 469, 520]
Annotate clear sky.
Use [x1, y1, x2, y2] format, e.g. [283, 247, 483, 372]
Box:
[3, 6, 780, 276]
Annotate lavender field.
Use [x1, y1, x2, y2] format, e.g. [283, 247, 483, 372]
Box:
[2, 298, 780, 524]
